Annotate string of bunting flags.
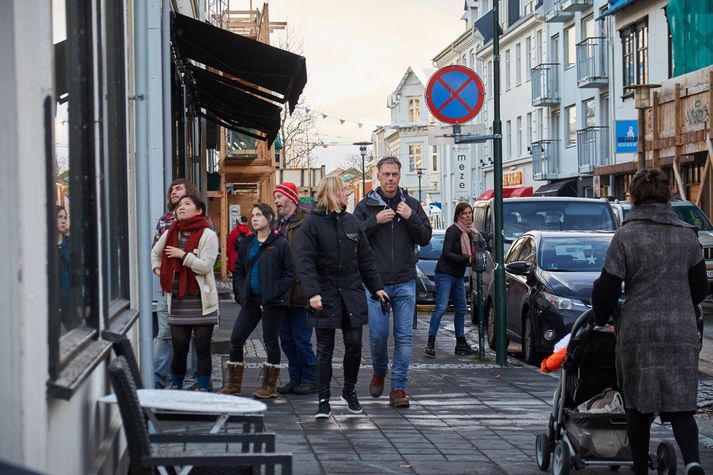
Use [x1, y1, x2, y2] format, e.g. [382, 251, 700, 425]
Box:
[302, 106, 388, 130]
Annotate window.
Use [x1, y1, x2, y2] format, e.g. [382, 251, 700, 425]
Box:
[408, 98, 421, 122]
[408, 144, 422, 172]
[582, 14, 594, 40]
[552, 110, 560, 141]
[565, 105, 577, 147]
[505, 49, 511, 89]
[551, 34, 560, 63]
[49, 0, 131, 398]
[564, 26, 575, 68]
[536, 29, 543, 64]
[525, 36, 532, 80]
[621, 19, 648, 89]
[506, 120, 512, 158]
[487, 60, 493, 90]
[470, 49, 475, 69]
[516, 116, 522, 156]
[583, 98, 595, 127]
[526, 112, 533, 151]
[537, 108, 544, 141]
[431, 145, 438, 172]
[515, 43, 522, 85]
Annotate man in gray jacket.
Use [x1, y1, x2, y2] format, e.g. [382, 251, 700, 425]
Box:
[354, 156, 432, 408]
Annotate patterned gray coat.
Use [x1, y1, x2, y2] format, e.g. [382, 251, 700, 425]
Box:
[603, 202, 702, 413]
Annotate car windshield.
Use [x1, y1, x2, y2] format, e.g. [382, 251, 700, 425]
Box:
[502, 201, 616, 241]
[418, 234, 445, 260]
[673, 204, 713, 231]
[538, 236, 612, 272]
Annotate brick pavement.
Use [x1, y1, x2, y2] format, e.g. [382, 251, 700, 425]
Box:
[212, 302, 713, 474]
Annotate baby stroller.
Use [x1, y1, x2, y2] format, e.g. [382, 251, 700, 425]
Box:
[534, 309, 680, 475]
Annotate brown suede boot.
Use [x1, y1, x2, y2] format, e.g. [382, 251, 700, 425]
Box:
[219, 362, 244, 395]
[253, 363, 280, 399]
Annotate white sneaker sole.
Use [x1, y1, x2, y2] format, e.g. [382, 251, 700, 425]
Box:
[314, 412, 330, 419]
[341, 396, 363, 414]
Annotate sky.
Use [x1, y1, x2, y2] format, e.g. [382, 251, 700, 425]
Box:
[251, 0, 468, 171]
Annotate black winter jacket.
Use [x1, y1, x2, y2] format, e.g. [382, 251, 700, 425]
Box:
[295, 207, 384, 329]
[235, 233, 295, 307]
[434, 224, 470, 278]
[353, 187, 432, 285]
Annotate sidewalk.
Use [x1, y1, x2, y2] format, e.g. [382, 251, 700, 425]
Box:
[213, 301, 713, 474]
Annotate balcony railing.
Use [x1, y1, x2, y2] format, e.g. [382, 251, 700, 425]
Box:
[577, 126, 610, 173]
[531, 63, 560, 107]
[543, 0, 574, 22]
[532, 140, 560, 180]
[576, 37, 608, 88]
[226, 130, 258, 159]
[561, 0, 592, 12]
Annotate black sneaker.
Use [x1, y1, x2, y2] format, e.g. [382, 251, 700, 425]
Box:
[315, 399, 331, 419]
[341, 391, 363, 414]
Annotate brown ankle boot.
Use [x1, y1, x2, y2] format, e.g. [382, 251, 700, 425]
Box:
[219, 362, 244, 395]
[253, 363, 280, 399]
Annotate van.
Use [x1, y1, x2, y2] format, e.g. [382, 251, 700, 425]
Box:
[469, 197, 618, 325]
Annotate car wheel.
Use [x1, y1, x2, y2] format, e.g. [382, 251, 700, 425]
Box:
[523, 310, 543, 366]
[486, 303, 496, 350]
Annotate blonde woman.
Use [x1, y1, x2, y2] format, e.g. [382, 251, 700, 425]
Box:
[296, 176, 388, 418]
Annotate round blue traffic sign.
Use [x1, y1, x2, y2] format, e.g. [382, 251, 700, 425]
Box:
[426, 65, 485, 125]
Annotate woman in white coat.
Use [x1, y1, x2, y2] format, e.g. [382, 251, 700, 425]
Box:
[152, 194, 219, 391]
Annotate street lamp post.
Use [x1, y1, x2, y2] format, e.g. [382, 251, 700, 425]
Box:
[354, 141, 371, 198]
[624, 84, 660, 170]
[416, 168, 425, 203]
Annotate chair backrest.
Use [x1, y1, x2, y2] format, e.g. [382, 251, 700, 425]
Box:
[111, 336, 144, 389]
[107, 357, 152, 475]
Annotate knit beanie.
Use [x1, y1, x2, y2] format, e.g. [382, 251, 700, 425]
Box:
[273, 182, 299, 206]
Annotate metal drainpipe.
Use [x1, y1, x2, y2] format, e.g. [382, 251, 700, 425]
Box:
[135, 0, 155, 389]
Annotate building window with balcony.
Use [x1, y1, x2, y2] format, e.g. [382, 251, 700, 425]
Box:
[583, 98, 595, 127]
[506, 120, 512, 158]
[536, 29, 543, 64]
[564, 26, 575, 68]
[505, 49, 511, 89]
[408, 144, 422, 172]
[517, 116, 522, 156]
[551, 33, 560, 63]
[526, 112, 533, 151]
[515, 43, 522, 86]
[537, 108, 544, 141]
[526, 36, 532, 81]
[565, 105, 577, 147]
[621, 19, 648, 89]
[408, 98, 421, 122]
[487, 60, 493, 90]
[431, 145, 438, 172]
[582, 14, 594, 39]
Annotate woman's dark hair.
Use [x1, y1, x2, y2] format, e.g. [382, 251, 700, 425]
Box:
[629, 168, 671, 206]
[453, 202, 472, 222]
[252, 203, 276, 230]
[177, 194, 206, 215]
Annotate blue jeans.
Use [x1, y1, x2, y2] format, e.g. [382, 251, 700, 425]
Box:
[367, 280, 416, 391]
[153, 296, 172, 388]
[279, 307, 317, 384]
[428, 272, 467, 338]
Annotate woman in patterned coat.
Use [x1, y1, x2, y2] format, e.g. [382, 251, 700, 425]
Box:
[592, 168, 707, 475]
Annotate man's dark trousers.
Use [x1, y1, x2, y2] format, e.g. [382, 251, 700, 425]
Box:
[279, 307, 316, 384]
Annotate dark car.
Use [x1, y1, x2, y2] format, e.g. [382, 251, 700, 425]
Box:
[470, 197, 618, 325]
[415, 265, 437, 304]
[494, 230, 614, 365]
[417, 229, 469, 299]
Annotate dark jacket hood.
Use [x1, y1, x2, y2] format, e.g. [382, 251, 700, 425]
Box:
[365, 187, 407, 207]
[624, 202, 696, 230]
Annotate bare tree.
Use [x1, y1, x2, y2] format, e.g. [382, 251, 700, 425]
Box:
[273, 27, 321, 169]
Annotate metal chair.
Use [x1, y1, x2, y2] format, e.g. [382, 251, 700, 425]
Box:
[108, 356, 292, 475]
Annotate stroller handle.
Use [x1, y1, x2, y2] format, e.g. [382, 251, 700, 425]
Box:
[569, 308, 595, 338]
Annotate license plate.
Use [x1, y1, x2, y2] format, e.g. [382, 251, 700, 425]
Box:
[707, 270, 713, 279]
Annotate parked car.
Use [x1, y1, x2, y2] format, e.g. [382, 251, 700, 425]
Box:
[498, 230, 614, 365]
[610, 199, 713, 290]
[415, 265, 436, 304]
[417, 229, 469, 300]
[470, 197, 618, 325]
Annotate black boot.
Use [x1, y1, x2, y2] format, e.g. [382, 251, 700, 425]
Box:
[424, 335, 436, 357]
[455, 336, 477, 355]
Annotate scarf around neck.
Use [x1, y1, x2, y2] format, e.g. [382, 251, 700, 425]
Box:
[454, 219, 478, 257]
[159, 215, 210, 299]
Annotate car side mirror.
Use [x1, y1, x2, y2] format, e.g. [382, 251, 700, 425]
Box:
[505, 261, 530, 275]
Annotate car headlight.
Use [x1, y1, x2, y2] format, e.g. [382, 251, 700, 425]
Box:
[542, 292, 589, 311]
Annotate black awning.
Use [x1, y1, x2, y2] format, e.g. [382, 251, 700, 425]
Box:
[171, 12, 306, 113]
[534, 178, 578, 197]
[188, 65, 282, 146]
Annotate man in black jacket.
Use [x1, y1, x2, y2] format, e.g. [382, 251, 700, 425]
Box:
[354, 156, 432, 408]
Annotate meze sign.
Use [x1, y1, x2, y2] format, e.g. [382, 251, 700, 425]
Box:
[425, 65, 485, 125]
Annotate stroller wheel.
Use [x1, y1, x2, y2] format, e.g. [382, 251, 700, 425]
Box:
[535, 432, 551, 470]
[656, 441, 677, 475]
[553, 440, 571, 475]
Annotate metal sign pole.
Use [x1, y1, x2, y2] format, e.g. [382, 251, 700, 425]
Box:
[492, 0, 507, 367]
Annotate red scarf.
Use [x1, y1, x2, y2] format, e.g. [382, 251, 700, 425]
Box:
[159, 215, 210, 299]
